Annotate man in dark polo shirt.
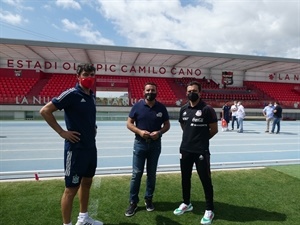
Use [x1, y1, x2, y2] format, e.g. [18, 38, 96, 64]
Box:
[40, 63, 103, 225]
[173, 81, 218, 225]
[125, 82, 170, 217]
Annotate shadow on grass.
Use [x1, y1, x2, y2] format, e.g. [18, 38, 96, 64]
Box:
[101, 201, 286, 225]
[154, 201, 286, 223]
[213, 201, 287, 222]
[114, 215, 183, 225]
[156, 215, 182, 225]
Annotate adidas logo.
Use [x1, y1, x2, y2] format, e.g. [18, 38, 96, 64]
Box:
[81, 98, 86, 102]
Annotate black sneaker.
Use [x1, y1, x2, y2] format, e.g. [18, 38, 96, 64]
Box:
[125, 202, 137, 217]
[145, 199, 154, 211]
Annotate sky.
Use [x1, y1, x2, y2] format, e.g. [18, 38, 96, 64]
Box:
[0, 0, 299, 60]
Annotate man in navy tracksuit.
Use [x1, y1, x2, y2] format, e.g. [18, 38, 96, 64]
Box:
[40, 63, 103, 225]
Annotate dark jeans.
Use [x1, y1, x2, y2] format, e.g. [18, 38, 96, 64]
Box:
[271, 117, 281, 133]
[129, 138, 161, 203]
[231, 116, 239, 129]
[180, 151, 214, 211]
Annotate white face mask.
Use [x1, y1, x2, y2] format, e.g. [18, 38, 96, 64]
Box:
[269, 104, 272, 107]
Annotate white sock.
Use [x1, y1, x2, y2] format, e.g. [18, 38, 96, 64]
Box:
[78, 212, 88, 222]
[63, 223, 72, 225]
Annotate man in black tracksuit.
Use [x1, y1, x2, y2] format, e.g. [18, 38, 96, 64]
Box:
[173, 81, 218, 225]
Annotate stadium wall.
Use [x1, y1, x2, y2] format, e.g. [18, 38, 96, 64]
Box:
[0, 105, 299, 120]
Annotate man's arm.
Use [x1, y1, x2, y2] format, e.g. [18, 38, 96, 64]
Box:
[180, 123, 184, 131]
[40, 102, 64, 135]
[160, 120, 170, 135]
[209, 122, 218, 139]
[262, 108, 266, 116]
[40, 102, 80, 143]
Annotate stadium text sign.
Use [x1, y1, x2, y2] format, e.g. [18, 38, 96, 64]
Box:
[15, 95, 139, 106]
[6, 59, 202, 76]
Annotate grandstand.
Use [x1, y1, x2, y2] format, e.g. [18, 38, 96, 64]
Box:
[0, 68, 299, 109]
[0, 38, 299, 120]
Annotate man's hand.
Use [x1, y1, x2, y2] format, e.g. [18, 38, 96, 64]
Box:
[150, 131, 161, 140]
[139, 130, 151, 139]
[59, 130, 81, 143]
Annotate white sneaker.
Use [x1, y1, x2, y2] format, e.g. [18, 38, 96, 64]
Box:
[75, 216, 103, 225]
[173, 203, 193, 215]
[200, 210, 214, 225]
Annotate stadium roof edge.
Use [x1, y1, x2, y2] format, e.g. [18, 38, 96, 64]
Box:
[0, 38, 299, 74]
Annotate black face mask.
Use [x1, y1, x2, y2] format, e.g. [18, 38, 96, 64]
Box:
[187, 92, 199, 102]
[144, 93, 157, 101]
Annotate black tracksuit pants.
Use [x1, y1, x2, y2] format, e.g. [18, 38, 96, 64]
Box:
[180, 151, 214, 211]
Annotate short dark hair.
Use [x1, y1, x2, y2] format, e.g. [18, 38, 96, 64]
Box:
[144, 82, 157, 88]
[76, 63, 96, 75]
[187, 81, 201, 91]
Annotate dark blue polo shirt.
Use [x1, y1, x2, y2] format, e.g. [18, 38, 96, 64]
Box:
[52, 83, 97, 148]
[179, 100, 218, 154]
[129, 99, 169, 138]
[273, 105, 283, 118]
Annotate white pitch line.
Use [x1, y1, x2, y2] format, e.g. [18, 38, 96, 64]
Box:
[88, 177, 101, 218]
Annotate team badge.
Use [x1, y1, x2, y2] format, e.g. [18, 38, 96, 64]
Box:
[72, 174, 79, 184]
[195, 110, 202, 116]
[156, 112, 162, 117]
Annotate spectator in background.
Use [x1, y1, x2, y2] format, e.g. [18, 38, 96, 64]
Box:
[125, 82, 170, 217]
[271, 102, 283, 134]
[221, 101, 230, 131]
[236, 101, 245, 133]
[262, 102, 274, 133]
[230, 101, 239, 130]
[293, 102, 299, 108]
